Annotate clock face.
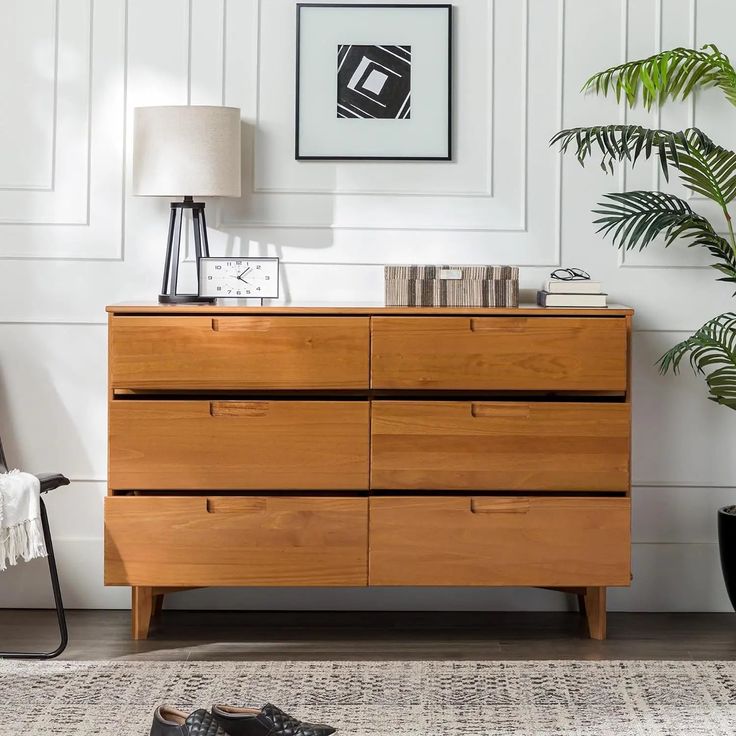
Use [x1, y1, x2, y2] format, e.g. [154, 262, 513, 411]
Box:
[199, 257, 279, 299]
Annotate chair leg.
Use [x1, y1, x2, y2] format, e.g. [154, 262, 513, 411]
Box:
[0, 498, 68, 659]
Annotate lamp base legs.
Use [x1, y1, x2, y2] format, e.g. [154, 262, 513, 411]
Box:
[158, 294, 215, 304]
[160, 197, 213, 303]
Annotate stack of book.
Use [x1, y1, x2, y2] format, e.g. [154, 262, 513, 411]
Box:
[537, 279, 607, 308]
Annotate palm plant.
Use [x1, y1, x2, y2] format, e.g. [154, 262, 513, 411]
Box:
[550, 44, 736, 409]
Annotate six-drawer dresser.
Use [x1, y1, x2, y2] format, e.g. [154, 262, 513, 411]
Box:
[105, 303, 634, 640]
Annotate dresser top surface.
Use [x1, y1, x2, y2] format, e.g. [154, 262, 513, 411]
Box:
[107, 302, 634, 317]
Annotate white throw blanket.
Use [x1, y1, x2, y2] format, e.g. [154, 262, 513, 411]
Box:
[0, 470, 46, 571]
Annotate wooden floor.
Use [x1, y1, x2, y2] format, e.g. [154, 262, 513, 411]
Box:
[1, 610, 736, 661]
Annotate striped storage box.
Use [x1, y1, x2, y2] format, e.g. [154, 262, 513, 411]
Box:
[385, 265, 519, 307]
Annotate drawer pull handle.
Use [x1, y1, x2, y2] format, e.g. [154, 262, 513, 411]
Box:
[210, 401, 269, 417]
[471, 403, 531, 419]
[211, 318, 273, 332]
[469, 318, 528, 333]
[206, 498, 268, 513]
[471, 498, 530, 514]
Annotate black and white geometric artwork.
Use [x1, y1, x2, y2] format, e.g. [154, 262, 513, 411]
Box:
[296, 4, 451, 159]
[337, 45, 411, 119]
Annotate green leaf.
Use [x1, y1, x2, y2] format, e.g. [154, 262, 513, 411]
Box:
[550, 125, 736, 208]
[591, 190, 736, 287]
[659, 313, 736, 409]
[583, 44, 736, 109]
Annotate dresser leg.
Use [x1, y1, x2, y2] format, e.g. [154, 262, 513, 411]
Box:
[152, 593, 165, 621]
[577, 592, 587, 617]
[583, 586, 607, 640]
[131, 586, 154, 640]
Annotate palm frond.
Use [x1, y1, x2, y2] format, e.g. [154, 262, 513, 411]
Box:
[550, 125, 736, 207]
[676, 139, 736, 207]
[583, 44, 736, 109]
[593, 190, 736, 286]
[550, 125, 684, 174]
[658, 313, 736, 409]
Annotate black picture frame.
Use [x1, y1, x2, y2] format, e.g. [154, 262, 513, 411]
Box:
[295, 3, 453, 161]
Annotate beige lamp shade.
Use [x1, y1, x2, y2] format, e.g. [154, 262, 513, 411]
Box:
[132, 105, 241, 197]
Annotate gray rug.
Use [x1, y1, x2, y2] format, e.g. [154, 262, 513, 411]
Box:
[2, 660, 736, 735]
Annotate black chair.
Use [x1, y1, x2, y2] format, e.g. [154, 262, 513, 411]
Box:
[0, 434, 70, 659]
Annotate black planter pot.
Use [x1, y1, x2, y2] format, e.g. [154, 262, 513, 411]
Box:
[718, 506, 736, 610]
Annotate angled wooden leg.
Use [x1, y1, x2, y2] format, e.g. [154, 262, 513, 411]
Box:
[152, 594, 165, 621]
[132, 586, 154, 640]
[583, 586, 607, 640]
[577, 593, 587, 617]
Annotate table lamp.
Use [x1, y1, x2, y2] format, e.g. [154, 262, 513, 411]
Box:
[132, 105, 242, 303]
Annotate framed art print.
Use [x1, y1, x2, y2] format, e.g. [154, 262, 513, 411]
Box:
[295, 4, 452, 160]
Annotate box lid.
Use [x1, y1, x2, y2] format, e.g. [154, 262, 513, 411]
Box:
[385, 265, 519, 280]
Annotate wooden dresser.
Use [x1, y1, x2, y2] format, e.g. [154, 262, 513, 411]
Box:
[105, 303, 634, 640]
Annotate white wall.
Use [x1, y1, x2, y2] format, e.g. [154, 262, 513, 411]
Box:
[2, 0, 736, 612]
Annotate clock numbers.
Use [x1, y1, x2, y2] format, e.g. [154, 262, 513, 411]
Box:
[198, 257, 280, 299]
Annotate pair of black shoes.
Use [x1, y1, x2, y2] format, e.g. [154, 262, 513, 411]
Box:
[150, 702, 336, 736]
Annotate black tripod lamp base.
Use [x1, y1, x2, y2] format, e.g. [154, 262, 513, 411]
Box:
[158, 293, 215, 304]
[159, 196, 215, 304]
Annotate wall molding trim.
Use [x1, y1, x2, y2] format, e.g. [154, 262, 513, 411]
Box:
[0, 0, 127, 261]
[0, 0, 60, 193]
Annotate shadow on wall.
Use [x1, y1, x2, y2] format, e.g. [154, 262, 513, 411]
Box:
[208, 120, 336, 304]
[0, 353, 90, 476]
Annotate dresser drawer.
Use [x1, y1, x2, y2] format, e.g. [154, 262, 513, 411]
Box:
[110, 316, 369, 390]
[105, 496, 368, 586]
[369, 496, 631, 586]
[371, 316, 627, 391]
[371, 401, 630, 492]
[109, 400, 369, 490]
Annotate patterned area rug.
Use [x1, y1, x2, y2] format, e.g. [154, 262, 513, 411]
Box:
[2, 660, 736, 735]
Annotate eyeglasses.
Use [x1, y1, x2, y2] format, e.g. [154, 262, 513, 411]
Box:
[550, 268, 591, 281]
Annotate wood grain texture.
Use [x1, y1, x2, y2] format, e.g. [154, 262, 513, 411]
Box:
[107, 304, 635, 317]
[369, 496, 631, 587]
[105, 496, 368, 587]
[109, 316, 369, 390]
[104, 306, 633, 641]
[109, 400, 369, 491]
[371, 401, 631, 492]
[371, 316, 628, 391]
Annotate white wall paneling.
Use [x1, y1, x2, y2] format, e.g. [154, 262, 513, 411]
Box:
[632, 331, 736, 488]
[0, 0, 58, 192]
[0, 0, 92, 226]
[0, 538, 128, 610]
[2, 0, 736, 612]
[0, 324, 107, 480]
[613, 0, 736, 270]
[0, 0, 126, 257]
[217, 0, 567, 268]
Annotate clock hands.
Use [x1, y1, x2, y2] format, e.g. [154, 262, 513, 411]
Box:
[237, 266, 252, 284]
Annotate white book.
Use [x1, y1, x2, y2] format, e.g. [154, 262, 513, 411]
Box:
[537, 291, 608, 308]
[544, 280, 603, 294]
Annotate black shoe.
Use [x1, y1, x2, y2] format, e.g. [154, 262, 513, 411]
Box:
[212, 703, 336, 736]
[150, 706, 228, 736]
